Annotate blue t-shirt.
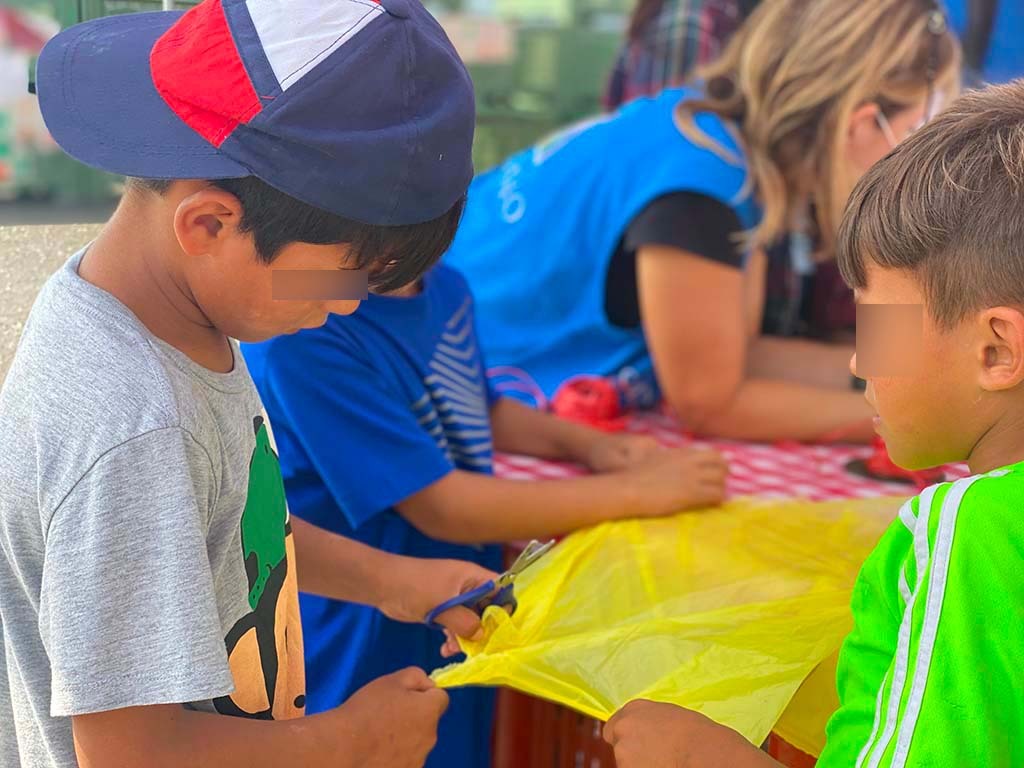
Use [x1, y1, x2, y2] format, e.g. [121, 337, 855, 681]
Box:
[242, 265, 501, 768]
[445, 87, 760, 407]
[945, 0, 1023, 84]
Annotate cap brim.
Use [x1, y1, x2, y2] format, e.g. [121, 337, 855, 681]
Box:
[37, 11, 248, 180]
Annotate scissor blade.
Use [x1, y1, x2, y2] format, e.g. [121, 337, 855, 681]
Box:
[504, 540, 541, 574]
[506, 539, 556, 578]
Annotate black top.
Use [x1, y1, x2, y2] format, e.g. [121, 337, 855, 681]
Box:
[604, 192, 744, 329]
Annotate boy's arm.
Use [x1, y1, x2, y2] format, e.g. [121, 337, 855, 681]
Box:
[489, 397, 663, 472]
[290, 516, 494, 636]
[72, 667, 448, 768]
[44, 432, 447, 768]
[603, 701, 781, 768]
[396, 446, 726, 543]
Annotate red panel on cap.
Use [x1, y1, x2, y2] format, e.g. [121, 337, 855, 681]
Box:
[150, 0, 262, 148]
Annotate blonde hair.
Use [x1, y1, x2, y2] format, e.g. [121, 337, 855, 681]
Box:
[677, 0, 961, 254]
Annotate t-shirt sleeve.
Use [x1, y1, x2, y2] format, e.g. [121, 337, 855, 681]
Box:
[263, 333, 455, 529]
[819, 478, 1024, 768]
[623, 192, 745, 268]
[605, 192, 747, 328]
[40, 427, 233, 717]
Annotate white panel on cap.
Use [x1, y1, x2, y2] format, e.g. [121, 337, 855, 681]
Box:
[246, 0, 385, 91]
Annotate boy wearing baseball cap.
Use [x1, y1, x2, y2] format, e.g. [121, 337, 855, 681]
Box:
[0, 1, 493, 766]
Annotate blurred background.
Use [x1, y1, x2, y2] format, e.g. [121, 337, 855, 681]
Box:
[0, 0, 634, 224]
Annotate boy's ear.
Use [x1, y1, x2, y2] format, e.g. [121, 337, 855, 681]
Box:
[978, 307, 1024, 392]
[173, 187, 245, 257]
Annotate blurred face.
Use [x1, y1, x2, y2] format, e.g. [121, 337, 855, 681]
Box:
[850, 263, 979, 470]
[170, 186, 364, 342]
[190, 237, 364, 343]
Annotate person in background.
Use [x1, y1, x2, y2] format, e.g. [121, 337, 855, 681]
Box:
[604, 0, 760, 111]
[606, 1, 855, 360]
[446, 0, 960, 444]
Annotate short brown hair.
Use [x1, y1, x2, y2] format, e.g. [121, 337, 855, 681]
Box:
[838, 80, 1024, 329]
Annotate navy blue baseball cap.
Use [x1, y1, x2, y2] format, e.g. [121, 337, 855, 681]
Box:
[36, 0, 475, 225]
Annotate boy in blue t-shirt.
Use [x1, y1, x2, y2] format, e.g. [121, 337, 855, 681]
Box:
[244, 265, 726, 768]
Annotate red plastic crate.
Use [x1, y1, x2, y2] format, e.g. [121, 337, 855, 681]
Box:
[493, 690, 614, 768]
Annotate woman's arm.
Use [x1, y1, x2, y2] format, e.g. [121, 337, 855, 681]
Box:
[747, 335, 857, 389]
[744, 248, 768, 340]
[692, 378, 874, 442]
[638, 245, 872, 442]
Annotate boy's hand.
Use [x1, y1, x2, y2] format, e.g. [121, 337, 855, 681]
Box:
[604, 701, 778, 768]
[585, 433, 662, 473]
[377, 555, 497, 641]
[339, 668, 450, 768]
[624, 447, 727, 515]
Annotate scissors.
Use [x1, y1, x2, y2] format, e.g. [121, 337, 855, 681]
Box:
[425, 539, 556, 631]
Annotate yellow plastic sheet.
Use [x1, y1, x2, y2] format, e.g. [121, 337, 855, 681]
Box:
[774, 651, 840, 756]
[433, 495, 903, 747]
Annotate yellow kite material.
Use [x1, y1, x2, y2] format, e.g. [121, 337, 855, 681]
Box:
[433, 495, 903, 748]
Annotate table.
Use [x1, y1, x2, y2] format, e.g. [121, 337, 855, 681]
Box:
[490, 409, 969, 767]
[497, 409, 969, 500]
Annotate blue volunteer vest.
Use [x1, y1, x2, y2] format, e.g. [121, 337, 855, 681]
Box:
[446, 87, 761, 406]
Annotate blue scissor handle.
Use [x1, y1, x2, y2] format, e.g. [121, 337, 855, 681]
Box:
[425, 580, 517, 631]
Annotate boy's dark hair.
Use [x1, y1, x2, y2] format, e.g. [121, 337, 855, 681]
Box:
[130, 177, 465, 294]
[837, 80, 1024, 330]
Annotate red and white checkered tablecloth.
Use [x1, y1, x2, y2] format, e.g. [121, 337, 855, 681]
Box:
[495, 410, 971, 502]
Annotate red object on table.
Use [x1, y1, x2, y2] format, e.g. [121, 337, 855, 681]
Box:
[490, 410, 970, 768]
[550, 377, 628, 432]
[846, 436, 946, 489]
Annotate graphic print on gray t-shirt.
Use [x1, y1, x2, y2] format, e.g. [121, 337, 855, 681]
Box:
[0, 250, 305, 768]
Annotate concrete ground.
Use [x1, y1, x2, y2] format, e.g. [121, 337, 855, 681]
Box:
[0, 202, 114, 227]
[1, 223, 102, 384]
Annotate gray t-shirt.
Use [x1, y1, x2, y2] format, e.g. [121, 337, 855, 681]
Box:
[0, 251, 306, 768]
